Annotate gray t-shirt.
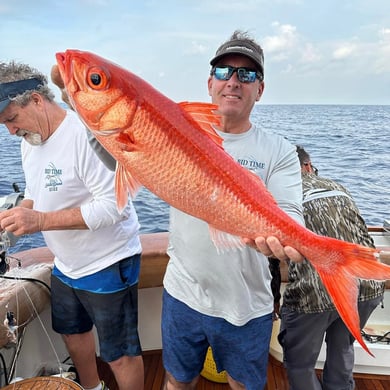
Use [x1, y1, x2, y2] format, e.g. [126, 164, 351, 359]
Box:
[164, 125, 303, 326]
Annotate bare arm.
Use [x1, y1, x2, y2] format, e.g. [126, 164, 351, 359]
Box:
[0, 201, 87, 236]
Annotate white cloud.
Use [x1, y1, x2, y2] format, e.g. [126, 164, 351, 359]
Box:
[1, 0, 389, 104]
[185, 41, 208, 55]
[373, 27, 390, 74]
[379, 27, 390, 42]
[332, 43, 358, 60]
[300, 43, 322, 63]
[262, 22, 321, 73]
[262, 22, 299, 54]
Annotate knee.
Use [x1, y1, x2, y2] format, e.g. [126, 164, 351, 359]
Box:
[164, 371, 198, 389]
[108, 355, 141, 370]
[227, 373, 245, 389]
[62, 332, 94, 353]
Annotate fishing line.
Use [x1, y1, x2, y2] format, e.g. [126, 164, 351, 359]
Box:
[18, 279, 65, 376]
[0, 254, 51, 291]
[6, 235, 28, 256]
[0, 275, 51, 293]
[0, 254, 65, 382]
[361, 329, 390, 344]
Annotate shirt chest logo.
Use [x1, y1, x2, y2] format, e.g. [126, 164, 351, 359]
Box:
[44, 162, 63, 192]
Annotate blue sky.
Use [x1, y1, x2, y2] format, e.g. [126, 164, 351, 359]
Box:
[1, 0, 389, 104]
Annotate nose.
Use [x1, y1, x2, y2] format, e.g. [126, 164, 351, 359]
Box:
[5, 124, 18, 135]
[227, 71, 241, 86]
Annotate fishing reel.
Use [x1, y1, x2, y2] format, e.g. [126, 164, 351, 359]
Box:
[0, 184, 24, 275]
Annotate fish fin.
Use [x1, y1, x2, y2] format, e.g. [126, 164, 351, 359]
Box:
[117, 131, 139, 152]
[115, 163, 142, 212]
[179, 102, 223, 147]
[209, 226, 246, 253]
[307, 238, 390, 356]
[316, 268, 374, 356]
[92, 128, 139, 153]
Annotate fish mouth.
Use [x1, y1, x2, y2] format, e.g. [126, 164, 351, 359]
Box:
[55, 52, 68, 85]
[55, 51, 82, 112]
[55, 50, 102, 130]
[55, 50, 81, 86]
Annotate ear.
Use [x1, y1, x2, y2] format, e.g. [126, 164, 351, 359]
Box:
[31, 92, 43, 106]
[256, 81, 265, 101]
[207, 76, 213, 97]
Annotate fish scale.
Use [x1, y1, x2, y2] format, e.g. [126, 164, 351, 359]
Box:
[56, 49, 390, 355]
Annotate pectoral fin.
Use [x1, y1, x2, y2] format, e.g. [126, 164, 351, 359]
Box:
[115, 163, 142, 212]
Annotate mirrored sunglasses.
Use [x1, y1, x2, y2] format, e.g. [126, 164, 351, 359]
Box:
[211, 66, 263, 83]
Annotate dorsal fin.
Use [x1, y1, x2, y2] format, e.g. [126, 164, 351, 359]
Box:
[179, 101, 223, 147]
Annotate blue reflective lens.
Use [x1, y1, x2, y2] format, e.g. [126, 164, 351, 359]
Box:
[212, 66, 262, 83]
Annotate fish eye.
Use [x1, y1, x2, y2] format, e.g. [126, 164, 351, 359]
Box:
[90, 73, 101, 85]
[86, 67, 110, 90]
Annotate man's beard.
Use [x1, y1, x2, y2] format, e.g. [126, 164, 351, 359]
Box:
[16, 130, 43, 146]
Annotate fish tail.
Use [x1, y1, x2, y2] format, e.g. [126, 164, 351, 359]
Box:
[305, 237, 390, 356]
[319, 270, 373, 356]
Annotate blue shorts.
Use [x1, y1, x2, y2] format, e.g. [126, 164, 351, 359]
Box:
[161, 289, 273, 390]
[51, 254, 142, 362]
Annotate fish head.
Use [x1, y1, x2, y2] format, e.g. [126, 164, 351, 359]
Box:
[55, 49, 138, 133]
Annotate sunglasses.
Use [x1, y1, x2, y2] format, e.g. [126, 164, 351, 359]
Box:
[211, 66, 263, 83]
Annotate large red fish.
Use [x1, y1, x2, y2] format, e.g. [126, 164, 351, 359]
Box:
[56, 50, 390, 355]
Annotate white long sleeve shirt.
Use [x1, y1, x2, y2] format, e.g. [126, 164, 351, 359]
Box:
[22, 110, 141, 278]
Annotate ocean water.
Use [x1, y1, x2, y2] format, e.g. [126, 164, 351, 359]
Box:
[0, 104, 389, 254]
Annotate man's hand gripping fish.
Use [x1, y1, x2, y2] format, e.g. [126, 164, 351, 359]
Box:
[55, 50, 390, 356]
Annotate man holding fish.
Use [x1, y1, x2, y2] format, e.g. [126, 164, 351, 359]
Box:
[51, 27, 390, 389]
[54, 30, 304, 389]
[0, 62, 144, 390]
[160, 31, 304, 389]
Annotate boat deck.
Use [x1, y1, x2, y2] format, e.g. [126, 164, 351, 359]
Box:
[4, 231, 389, 388]
[97, 351, 390, 390]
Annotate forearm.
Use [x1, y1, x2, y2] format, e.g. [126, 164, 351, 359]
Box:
[20, 199, 87, 231]
[0, 205, 87, 236]
[39, 208, 88, 231]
